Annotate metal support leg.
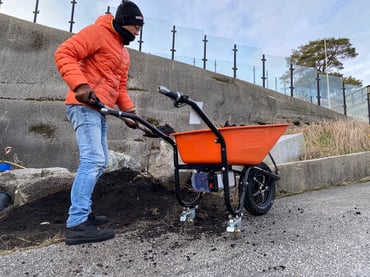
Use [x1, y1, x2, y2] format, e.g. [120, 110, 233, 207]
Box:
[226, 214, 242, 235]
[180, 207, 196, 224]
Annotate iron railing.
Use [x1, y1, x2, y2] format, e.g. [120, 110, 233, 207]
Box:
[1, 1, 369, 122]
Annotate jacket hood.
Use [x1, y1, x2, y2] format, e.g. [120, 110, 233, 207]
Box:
[95, 14, 115, 31]
[94, 14, 121, 42]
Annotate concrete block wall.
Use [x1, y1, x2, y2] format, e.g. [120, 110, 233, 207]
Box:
[278, 151, 370, 193]
[0, 14, 347, 172]
[268, 133, 305, 164]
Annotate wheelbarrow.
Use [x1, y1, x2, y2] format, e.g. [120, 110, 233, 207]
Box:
[93, 86, 290, 236]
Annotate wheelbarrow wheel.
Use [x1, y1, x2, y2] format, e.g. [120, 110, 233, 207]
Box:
[241, 162, 275, 216]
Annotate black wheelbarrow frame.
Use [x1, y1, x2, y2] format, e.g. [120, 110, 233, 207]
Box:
[97, 85, 286, 235]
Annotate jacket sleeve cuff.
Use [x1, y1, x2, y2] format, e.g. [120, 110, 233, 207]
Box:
[73, 83, 90, 92]
[125, 107, 136, 112]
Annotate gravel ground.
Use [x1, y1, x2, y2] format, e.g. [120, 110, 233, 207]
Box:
[1, 181, 370, 276]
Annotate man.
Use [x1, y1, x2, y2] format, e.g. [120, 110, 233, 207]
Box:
[54, 0, 144, 245]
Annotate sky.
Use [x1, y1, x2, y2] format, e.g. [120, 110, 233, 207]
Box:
[1, 0, 370, 87]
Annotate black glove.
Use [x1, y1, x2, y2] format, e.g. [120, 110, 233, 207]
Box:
[75, 84, 96, 104]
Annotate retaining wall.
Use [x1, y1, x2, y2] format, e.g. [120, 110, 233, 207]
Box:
[0, 14, 347, 171]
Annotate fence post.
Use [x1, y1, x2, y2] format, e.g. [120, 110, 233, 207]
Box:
[253, 66, 256, 84]
[33, 0, 39, 23]
[261, 54, 266, 88]
[367, 88, 370, 124]
[138, 26, 143, 52]
[202, 35, 208, 69]
[275, 77, 278, 91]
[214, 60, 217, 72]
[232, 44, 238, 78]
[170, 25, 176, 60]
[289, 63, 294, 97]
[316, 72, 321, 105]
[342, 79, 347, 116]
[69, 0, 77, 33]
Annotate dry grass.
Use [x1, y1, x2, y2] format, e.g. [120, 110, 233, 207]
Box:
[287, 119, 370, 160]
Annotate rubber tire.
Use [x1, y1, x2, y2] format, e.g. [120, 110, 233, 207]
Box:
[242, 163, 275, 216]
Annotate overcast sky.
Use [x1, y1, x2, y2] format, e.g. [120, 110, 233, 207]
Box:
[1, 0, 369, 86]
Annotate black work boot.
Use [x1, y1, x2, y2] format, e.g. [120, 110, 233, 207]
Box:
[65, 221, 115, 245]
[88, 213, 108, 226]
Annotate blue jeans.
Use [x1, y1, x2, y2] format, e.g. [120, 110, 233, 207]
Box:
[65, 105, 108, 228]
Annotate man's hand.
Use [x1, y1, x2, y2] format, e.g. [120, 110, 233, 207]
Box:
[125, 109, 139, 129]
[75, 84, 96, 104]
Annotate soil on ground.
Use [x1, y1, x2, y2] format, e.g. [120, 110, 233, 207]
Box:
[0, 168, 229, 252]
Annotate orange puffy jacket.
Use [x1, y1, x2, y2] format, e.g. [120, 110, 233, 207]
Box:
[54, 14, 134, 111]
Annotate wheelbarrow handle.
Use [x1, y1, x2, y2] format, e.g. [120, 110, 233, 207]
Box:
[88, 96, 154, 136]
[99, 107, 153, 134]
[158, 86, 183, 101]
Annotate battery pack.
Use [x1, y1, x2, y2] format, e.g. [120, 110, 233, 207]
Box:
[215, 171, 235, 189]
[191, 171, 235, 192]
[191, 172, 213, 192]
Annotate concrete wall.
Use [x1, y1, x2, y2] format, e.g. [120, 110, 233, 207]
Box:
[0, 14, 347, 171]
[278, 151, 370, 193]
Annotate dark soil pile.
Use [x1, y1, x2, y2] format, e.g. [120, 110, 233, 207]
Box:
[0, 168, 228, 251]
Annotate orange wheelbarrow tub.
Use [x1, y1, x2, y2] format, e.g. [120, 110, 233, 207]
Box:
[171, 123, 290, 165]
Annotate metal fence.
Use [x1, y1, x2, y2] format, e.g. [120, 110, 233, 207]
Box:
[2, 1, 369, 122]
